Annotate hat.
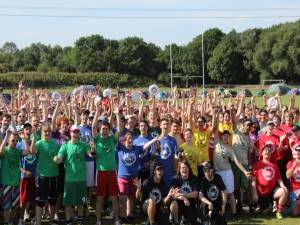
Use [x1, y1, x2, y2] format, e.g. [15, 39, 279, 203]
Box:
[295, 145, 300, 152]
[98, 115, 109, 123]
[19, 122, 32, 130]
[243, 119, 253, 126]
[149, 161, 164, 177]
[267, 120, 275, 126]
[293, 125, 300, 132]
[202, 161, 213, 170]
[251, 117, 259, 124]
[220, 130, 231, 136]
[70, 125, 80, 132]
[89, 112, 95, 118]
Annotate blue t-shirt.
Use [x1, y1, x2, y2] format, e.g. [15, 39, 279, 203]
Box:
[79, 124, 93, 161]
[116, 143, 143, 179]
[17, 139, 37, 179]
[133, 135, 153, 169]
[155, 135, 178, 187]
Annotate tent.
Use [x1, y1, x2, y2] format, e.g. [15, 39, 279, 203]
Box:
[286, 88, 300, 95]
[71, 85, 96, 96]
[267, 83, 290, 96]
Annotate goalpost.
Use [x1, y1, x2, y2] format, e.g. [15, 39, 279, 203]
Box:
[170, 33, 205, 93]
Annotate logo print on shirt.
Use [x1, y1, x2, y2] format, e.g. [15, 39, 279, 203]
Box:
[293, 166, 300, 183]
[123, 152, 137, 166]
[149, 188, 162, 203]
[160, 143, 172, 159]
[264, 141, 275, 153]
[262, 166, 275, 181]
[207, 185, 219, 201]
[24, 154, 37, 164]
[181, 182, 192, 194]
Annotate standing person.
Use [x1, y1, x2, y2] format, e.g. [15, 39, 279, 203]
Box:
[286, 145, 300, 216]
[0, 130, 29, 225]
[17, 123, 37, 224]
[213, 110, 251, 220]
[135, 161, 174, 225]
[116, 132, 157, 223]
[155, 118, 178, 187]
[252, 145, 288, 219]
[169, 160, 200, 225]
[92, 102, 121, 225]
[232, 119, 253, 211]
[54, 124, 92, 225]
[200, 161, 228, 225]
[31, 123, 60, 225]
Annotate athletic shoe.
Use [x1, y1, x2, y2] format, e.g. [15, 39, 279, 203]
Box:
[276, 212, 283, 220]
[24, 211, 30, 222]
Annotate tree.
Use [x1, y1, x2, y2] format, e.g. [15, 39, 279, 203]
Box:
[207, 30, 246, 84]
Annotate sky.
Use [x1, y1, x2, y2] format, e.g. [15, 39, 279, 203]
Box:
[0, 0, 299, 49]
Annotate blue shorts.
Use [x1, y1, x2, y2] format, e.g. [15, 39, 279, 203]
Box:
[290, 188, 300, 209]
[1, 185, 20, 209]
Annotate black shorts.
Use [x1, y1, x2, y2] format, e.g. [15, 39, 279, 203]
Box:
[36, 176, 59, 205]
[258, 186, 279, 210]
[142, 200, 170, 224]
[174, 200, 199, 225]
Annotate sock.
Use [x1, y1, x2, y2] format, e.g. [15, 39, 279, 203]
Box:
[277, 204, 285, 213]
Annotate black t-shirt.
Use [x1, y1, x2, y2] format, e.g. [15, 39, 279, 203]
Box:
[200, 174, 226, 209]
[141, 178, 168, 207]
[170, 175, 200, 207]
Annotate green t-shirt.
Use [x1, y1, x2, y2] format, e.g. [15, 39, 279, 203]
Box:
[94, 134, 117, 171]
[296, 121, 300, 127]
[58, 140, 89, 182]
[1, 147, 22, 186]
[36, 139, 59, 177]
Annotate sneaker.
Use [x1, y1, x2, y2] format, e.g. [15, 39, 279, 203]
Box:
[276, 212, 283, 220]
[24, 211, 30, 222]
[17, 219, 24, 225]
[273, 202, 277, 213]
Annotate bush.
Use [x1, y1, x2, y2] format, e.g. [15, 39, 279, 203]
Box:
[0, 72, 155, 88]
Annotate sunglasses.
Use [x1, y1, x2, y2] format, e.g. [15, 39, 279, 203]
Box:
[155, 167, 164, 171]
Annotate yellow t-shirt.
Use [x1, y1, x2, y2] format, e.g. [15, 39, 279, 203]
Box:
[180, 143, 200, 176]
[218, 122, 233, 145]
[192, 129, 211, 162]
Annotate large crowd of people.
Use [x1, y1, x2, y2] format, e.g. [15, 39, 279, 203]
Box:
[0, 82, 300, 225]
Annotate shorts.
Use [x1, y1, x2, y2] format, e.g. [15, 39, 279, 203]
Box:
[96, 171, 119, 197]
[63, 181, 86, 206]
[58, 163, 65, 193]
[36, 176, 59, 206]
[216, 169, 234, 193]
[258, 186, 279, 210]
[1, 185, 20, 209]
[142, 200, 170, 224]
[20, 177, 35, 204]
[117, 177, 136, 197]
[86, 161, 95, 187]
[290, 188, 300, 209]
[232, 164, 249, 189]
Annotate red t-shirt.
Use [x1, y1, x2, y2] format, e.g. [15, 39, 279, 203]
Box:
[255, 134, 279, 162]
[279, 124, 294, 134]
[286, 160, 300, 191]
[253, 160, 281, 196]
[273, 127, 291, 160]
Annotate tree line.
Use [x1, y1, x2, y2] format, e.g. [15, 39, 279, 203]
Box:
[0, 19, 299, 86]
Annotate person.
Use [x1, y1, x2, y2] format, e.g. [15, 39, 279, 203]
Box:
[213, 110, 251, 219]
[154, 118, 178, 187]
[252, 145, 288, 219]
[135, 161, 174, 225]
[286, 145, 300, 216]
[232, 119, 253, 211]
[200, 161, 227, 225]
[0, 130, 29, 225]
[169, 160, 200, 225]
[116, 131, 157, 223]
[17, 122, 37, 224]
[31, 123, 60, 225]
[92, 102, 121, 225]
[54, 124, 93, 225]
[179, 128, 201, 177]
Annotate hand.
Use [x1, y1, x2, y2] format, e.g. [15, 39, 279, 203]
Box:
[208, 202, 214, 211]
[183, 198, 190, 206]
[5, 129, 11, 139]
[24, 171, 32, 178]
[133, 178, 142, 189]
[244, 171, 252, 179]
[89, 142, 95, 151]
[219, 205, 226, 215]
[280, 133, 287, 143]
[282, 185, 288, 193]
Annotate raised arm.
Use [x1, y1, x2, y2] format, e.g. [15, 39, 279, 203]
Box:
[0, 129, 10, 156]
[51, 101, 62, 131]
[92, 101, 101, 137]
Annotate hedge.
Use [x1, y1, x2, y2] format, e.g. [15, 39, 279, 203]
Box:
[0, 72, 155, 88]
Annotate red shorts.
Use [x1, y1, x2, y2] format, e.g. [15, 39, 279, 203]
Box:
[20, 177, 35, 204]
[96, 171, 119, 197]
[117, 177, 136, 197]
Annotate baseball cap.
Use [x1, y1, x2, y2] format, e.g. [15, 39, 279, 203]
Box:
[98, 115, 109, 123]
[267, 120, 275, 126]
[19, 122, 32, 130]
[70, 125, 80, 132]
[295, 145, 300, 152]
[243, 119, 253, 126]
